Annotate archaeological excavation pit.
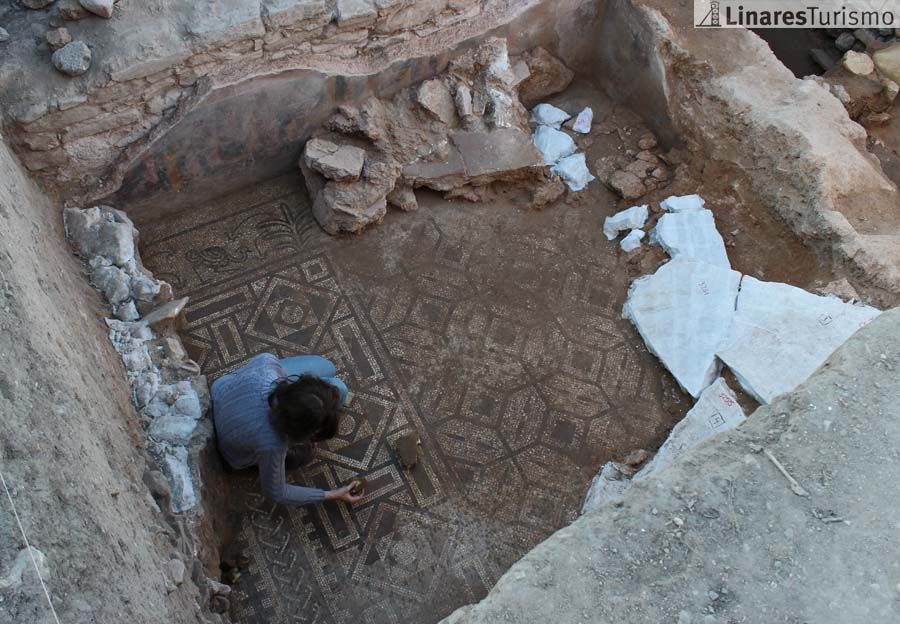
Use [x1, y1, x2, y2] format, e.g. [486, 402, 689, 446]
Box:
[2, 2, 899, 624]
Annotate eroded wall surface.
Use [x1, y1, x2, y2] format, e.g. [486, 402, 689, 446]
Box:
[0, 139, 205, 623]
[592, 0, 900, 304]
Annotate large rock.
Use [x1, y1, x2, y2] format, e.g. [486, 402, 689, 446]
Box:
[622, 258, 742, 398]
[313, 190, 388, 235]
[51, 41, 91, 76]
[160, 446, 196, 513]
[873, 42, 900, 83]
[78, 0, 114, 18]
[64, 206, 136, 266]
[416, 79, 458, 126]
[91, 262, 131, 305]
[451, 128, 544, 181]
[302, 138, 366, 181]
[518, 47, 575, 107]
[454, 84, 474, 120]
[606, 169, 646, 200]
[387, 184, 418, 212]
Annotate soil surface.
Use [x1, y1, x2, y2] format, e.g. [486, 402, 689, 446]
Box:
[442, 307, 900, 624]
[136, 82, 828, 624]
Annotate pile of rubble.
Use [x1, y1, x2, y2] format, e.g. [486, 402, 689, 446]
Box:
[585, 193, 881, 510]
[6, 0, 116, 77]
[595, 131, 673, 201]
[807, 38, 900, 126]
[64, 205, 208, 513]
[300, 39, 579, 234]
[529, 102, 596, 191]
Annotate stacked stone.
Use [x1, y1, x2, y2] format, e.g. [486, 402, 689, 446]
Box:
[299, 38, 573, 234]
[597, 132, 672, 201]
[64, 205, 208, 514]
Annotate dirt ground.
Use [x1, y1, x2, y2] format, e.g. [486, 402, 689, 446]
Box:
[131, 80, 832, 624]
[0, 143, 204, 623]
[442, 307, 900, 624]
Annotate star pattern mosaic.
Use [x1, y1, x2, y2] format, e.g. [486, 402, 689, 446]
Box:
[138, 174, 682, 624]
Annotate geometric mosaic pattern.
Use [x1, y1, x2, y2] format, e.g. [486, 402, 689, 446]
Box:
[139, 174, 681, 624]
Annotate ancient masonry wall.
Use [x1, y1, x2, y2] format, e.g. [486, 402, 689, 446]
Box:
[593, 0, 900, 305]
[3, 0, 598, 204]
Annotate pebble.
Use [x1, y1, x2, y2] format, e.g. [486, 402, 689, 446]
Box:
[79, 0, 115, 18]
[672, 516, 684, 527]
[165, 558, 185, 586]
[51, 40, 91, 76]
[835, 32, 856, 52]
[144, 469, 170, 501]
[0, 27, 9, 43]
[45, 27, 71, 51]
[842, 50, 875, 76]
[637, 134, 658, 150]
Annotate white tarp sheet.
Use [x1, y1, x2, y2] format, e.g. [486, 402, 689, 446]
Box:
[532, 125, 576, 165]
[660, 194, 705, 212]
[650, 209, 731, 269]
[635, 377, 746, 480]
[623, 258, 741, 398]
[716, 276, 881, 404]
[603, 204, 648, 240]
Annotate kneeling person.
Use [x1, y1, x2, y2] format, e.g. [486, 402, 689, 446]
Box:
[211, 353, 363, 505]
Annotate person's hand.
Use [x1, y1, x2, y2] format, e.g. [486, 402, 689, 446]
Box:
[325, 484, 364, 504]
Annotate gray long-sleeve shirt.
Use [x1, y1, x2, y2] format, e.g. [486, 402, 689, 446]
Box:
[211, 353, 325, 506]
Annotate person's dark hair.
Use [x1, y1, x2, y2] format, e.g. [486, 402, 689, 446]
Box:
[268, 375, 341, 443]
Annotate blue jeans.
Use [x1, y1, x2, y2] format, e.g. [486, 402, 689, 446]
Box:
[279, 355, 348, 407]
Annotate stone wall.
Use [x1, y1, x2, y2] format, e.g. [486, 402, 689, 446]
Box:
[0, 137, 218, 622]
[0, 0, 603, 213]
[592, 0, 900, 305]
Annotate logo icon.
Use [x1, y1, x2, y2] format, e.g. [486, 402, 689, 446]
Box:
[696, 0, 721, 27]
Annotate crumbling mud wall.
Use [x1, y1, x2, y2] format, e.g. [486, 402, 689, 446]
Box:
[0, 139, 222, 623]
[592, 0, 900, 306]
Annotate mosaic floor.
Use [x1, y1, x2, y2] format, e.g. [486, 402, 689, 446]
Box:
[138, 170, 682, 623]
